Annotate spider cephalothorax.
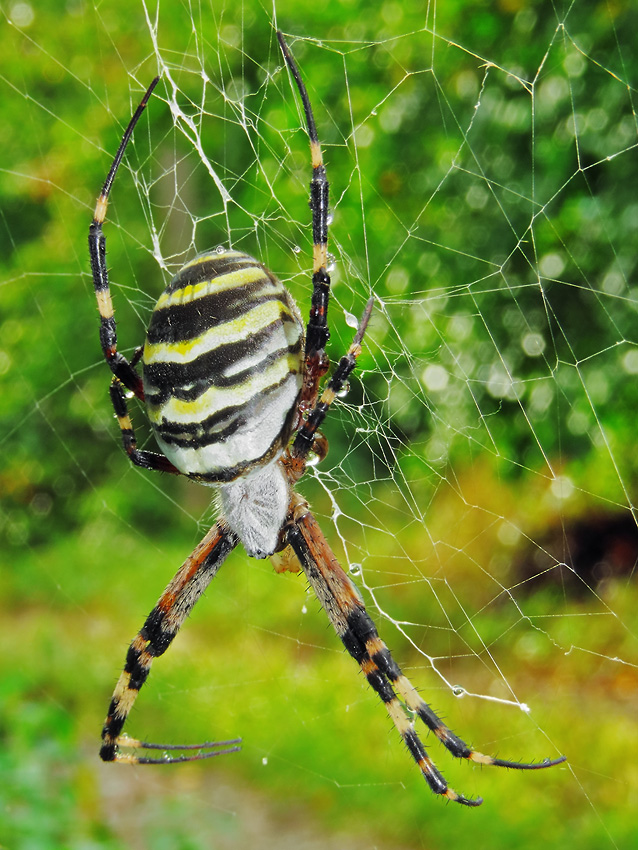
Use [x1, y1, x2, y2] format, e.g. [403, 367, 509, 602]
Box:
[89, 31, 565, 805]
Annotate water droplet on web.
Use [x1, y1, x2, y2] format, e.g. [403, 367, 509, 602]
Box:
[336, 381, 350, 398]
[215, 245, 225, 254]
[344, 311, 358, 329]
[350, 563, 362, 576]
[262, 757, 268, 766]
[326, 209, 334, 225]
[293, 245, 301, 254]
[550, 475, 574, 500]
[327, 252, 336, 272]
[452, 685, 466, 697]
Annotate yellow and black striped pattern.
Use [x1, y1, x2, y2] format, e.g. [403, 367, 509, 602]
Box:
[142, 249, 304, 483]
[100, 522, 241, 764]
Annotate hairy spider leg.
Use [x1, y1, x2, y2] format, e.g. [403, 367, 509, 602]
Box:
[286, 507, 566, 806]
[278, 31, 332, 411]
[285, 510, 478, 806]
[100, 522, 241, 764]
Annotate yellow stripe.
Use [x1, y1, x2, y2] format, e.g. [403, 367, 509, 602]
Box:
[155, 263, 269, 311]
[310, 140, 323, 170]
[386, 697, 411, 735]
[313, 243, 327, 269]
[117, 413, 133, 430]
[93, 193, 108, 224]
[143, 299, 297, 366]
[96, 288, 114, 319]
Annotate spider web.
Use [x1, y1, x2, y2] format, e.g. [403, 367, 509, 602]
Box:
[1, 1, 638, 847]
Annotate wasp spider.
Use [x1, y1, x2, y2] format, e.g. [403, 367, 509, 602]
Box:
[88, 32, 565, 805]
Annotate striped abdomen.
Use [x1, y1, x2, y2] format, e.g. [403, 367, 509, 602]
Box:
[142, 249, 304, 483]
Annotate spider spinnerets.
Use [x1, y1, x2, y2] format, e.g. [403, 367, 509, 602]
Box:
[88, 31, 565, 805]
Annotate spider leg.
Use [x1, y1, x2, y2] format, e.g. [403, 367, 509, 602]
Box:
[89, 77, 160, 401]
[100, 521, 241, 764]
[286, 506, 565, 805]
[292, 297, 373, 463]
[373, 651, 566, 772]
[109, 377, 181, 475]
[285, 507, 476, 805]
[278, 31, 332, 408]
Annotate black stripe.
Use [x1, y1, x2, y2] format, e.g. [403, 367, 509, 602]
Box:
[89, 225, 108, 290]
[102, 700, 125, 744]
[124, 644, 150, 690]
[157, 405, 244, 448]
[156, 400, 244, 440]
[310, 176, 329, 246]
[346, 606, 379, 646]
[403, 726, 428, 763]
[365, 665, 395, 704]
[146, 281, 289, 345]
[339, 626, 365, 662]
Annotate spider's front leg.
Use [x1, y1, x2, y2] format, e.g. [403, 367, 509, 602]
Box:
[89, 78, 160, 401]
[286, 503, 565, 805]
[278, 31, 332, 412]
[100, 522, 241, 764]
[89, 79, 184, 477]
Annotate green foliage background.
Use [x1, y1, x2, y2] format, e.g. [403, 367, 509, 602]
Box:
[1, 1, 637, 848]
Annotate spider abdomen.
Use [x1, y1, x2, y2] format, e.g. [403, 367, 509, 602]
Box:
[142, 249, 304, 483]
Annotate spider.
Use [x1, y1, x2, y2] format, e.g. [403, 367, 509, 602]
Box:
[88, 31, 565, 806]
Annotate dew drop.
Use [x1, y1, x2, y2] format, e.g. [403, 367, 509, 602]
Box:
[306, 452, 321, 467]
[344, 310, 358, 329]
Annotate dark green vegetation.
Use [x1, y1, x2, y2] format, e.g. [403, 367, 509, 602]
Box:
[1, 1, 637, 847]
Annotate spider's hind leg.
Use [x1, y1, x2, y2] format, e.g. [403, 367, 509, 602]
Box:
[100, 522, 241, 764]
[362, 626, 567, 773]
[285, 507, 479, 805]
[286, 506, 565, 804]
